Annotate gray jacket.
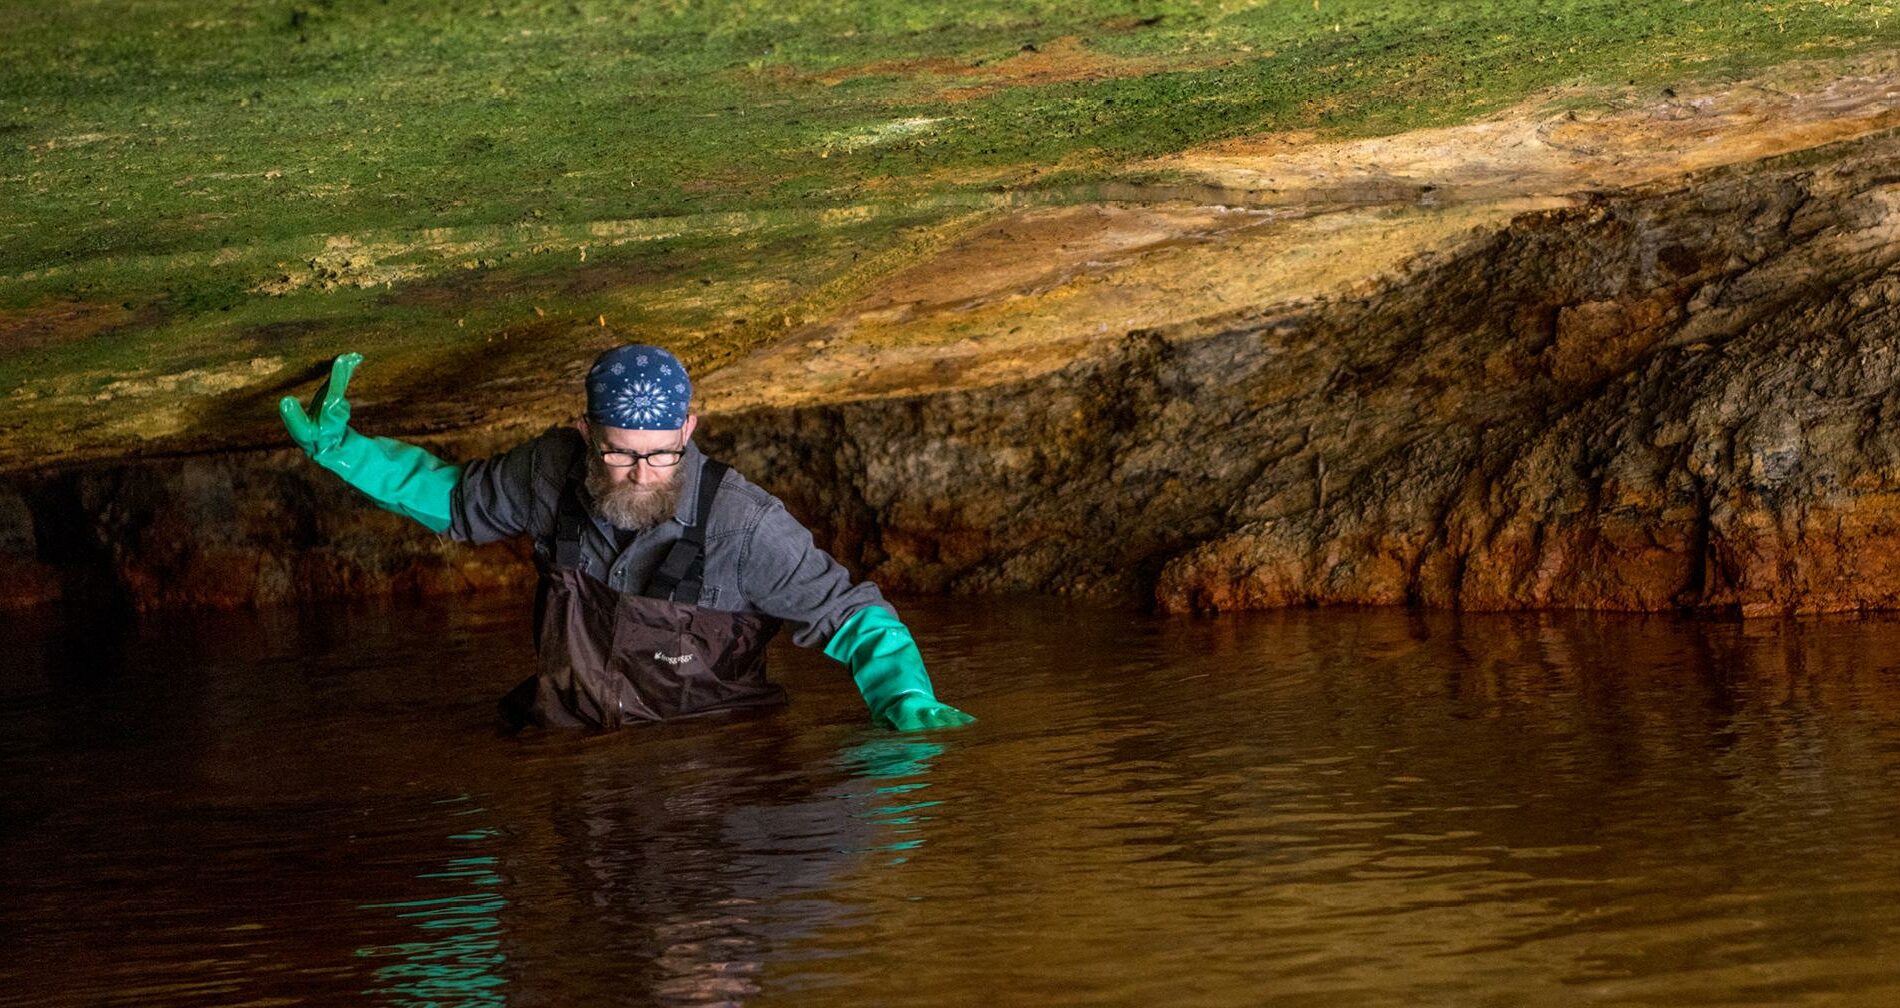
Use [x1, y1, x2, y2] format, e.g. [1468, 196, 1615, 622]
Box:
[448, 426, 891, 648]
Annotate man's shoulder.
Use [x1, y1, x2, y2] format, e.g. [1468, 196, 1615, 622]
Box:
[531, 423, 586, 456]
[517, 425, 586, 479]
[451, 425, 584, 542]
[702, 459, 786, 537]
[481, 425, 585, 508]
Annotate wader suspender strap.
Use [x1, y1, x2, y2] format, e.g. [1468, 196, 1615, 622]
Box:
[532, 455, 589, 653]
[553, 461, 588, 570]
[645, 459, 729, 603]
[532, 458, 589, 653]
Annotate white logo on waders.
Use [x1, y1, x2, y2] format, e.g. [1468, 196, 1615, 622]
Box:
[654, 652, 694, 666]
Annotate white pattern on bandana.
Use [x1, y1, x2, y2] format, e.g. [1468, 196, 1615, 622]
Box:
[606, 378, 677, 427]
[589, 346, 691, 428]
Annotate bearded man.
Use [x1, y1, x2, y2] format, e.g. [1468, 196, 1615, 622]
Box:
[278, 344, 973, 732]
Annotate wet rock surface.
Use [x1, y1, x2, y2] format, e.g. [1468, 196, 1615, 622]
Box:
[706, 128, 1900, 616]
[4, 66, 1898, 615]
[0, 443, 533, 612]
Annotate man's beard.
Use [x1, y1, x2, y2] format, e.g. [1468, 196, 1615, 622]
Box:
[585, 456, 685, 531]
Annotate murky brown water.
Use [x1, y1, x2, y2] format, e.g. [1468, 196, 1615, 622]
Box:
[5, 593, 1900, 1007]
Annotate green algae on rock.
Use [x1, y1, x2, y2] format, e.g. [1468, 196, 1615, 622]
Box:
[4, 0, 1896, 472]
[3, 0, 1900, 614]
[9, 82, 1900, 615]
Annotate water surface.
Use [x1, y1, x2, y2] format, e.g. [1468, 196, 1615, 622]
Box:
[5, 594, 1900, 1007]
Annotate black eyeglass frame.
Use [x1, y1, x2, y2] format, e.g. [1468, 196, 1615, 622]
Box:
[593, 436, 687, 469]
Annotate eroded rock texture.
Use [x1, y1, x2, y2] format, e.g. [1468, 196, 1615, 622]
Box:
[705, 130, 1900, 615]
[3, 120, 1897, 616]
[0, 446, 530, 611]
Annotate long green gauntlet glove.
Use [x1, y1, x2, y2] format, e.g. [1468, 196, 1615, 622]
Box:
[824, 606, 975, 732]
[278, 353, 462, 534]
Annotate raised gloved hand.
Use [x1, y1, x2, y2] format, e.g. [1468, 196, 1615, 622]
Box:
[825, 606, 975, 731]
[278, 352, 461, 534]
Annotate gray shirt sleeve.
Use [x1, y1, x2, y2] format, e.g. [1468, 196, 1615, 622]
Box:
[447, 427, 576, 545]
[737, 499, 894, 649]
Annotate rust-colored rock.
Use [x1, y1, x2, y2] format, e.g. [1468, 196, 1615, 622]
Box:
[4, 63, 1900, 615]
[2, 446, 534, 612]
[706, 125, 1900, 617]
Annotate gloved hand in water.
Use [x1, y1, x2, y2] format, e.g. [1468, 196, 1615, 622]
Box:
[278, 352, 461, 533]
[825, 606, 976, 731]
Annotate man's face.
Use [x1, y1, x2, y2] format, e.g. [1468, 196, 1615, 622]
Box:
[582, 416, 697, 531]
[590, 417, 696, 486]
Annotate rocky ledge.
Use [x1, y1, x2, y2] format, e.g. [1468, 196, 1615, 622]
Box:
[7, 59, 1900, 615]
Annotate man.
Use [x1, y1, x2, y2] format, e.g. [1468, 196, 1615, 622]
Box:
[278, 345, 973, 732]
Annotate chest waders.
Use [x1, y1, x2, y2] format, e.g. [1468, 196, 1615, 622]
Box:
[499, 457, 786, 730]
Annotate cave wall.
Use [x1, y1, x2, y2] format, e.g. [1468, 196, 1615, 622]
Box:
[704, 131, 1900, 616]
[4, 130, 1898, 616]
[0, 446, 532, 612]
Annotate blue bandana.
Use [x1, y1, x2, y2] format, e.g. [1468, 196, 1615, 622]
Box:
[585, 344, 692, 430]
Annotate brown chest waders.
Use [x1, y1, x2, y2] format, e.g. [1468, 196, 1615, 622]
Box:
[499, 457, 785, 730]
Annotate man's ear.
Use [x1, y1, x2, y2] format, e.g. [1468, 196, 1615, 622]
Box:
[575, 417, 592, 440]
[682, 414, 699, 441]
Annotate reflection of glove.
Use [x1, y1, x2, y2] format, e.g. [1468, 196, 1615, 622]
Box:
[825, 606, 975, 732]
[840, 738, 945, 780]
[278, 352, 461, 534]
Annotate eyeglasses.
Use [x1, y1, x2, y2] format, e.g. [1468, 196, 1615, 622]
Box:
[595, 439, 686, 468]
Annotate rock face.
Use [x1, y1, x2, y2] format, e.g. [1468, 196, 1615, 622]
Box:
[704, 128, 1900, 616]
[3, 74, 1899, 616]
[0, 446, 532, 612]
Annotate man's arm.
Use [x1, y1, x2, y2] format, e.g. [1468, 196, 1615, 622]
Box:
[279, 353, 461, 533]
[823, 605, 976, 731]
[279, 353, 560, 544]
[739, 500, 974, 731]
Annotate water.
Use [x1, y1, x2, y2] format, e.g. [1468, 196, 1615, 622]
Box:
[5, 593, 1900, 1007]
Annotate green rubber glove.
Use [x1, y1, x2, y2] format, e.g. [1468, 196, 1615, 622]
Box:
[825, 606, 975, 731]
[278, 353, 461, 534]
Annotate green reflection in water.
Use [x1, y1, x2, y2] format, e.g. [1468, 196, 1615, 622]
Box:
[839, 739, 947, 864]
[355, 799, 510, 1007]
